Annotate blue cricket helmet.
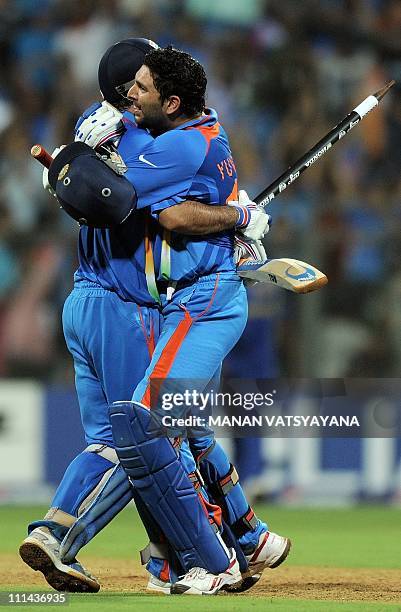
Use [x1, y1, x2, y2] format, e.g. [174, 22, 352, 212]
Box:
[48, 142, 137, 228]
[98, 38, 159, 105]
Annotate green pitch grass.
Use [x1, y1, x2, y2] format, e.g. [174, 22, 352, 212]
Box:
[0, 505, 400, 611]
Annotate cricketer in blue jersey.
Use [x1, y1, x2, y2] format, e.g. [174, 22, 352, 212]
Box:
[20, 43, 289, 596]
[21, 120, 245, 593]
[75, 113, 162, 305]
[18, 40, 208, 594]
[73, 45, 290, 594]
[70, 111, 273, 589]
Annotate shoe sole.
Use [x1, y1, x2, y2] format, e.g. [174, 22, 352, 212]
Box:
[19, 542, 100, 593]
[170, 584, 205, 595]
[146, 582, 171, 595]
[223, 573, 261, 593]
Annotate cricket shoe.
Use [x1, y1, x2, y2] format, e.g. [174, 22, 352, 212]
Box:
[19, 527, 100, 593]
[146, 574, 172, 594]
[245, 531, 291, 575]
[170, 548, 241, 595]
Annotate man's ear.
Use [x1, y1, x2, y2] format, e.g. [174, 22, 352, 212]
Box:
[164, 95, 181, 117]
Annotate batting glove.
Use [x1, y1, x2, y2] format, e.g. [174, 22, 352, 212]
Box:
[233, 234, 267, 265]
[74, 101, 125, 149]
[42, 146, 65, 198]
[228, 189, 271, 241]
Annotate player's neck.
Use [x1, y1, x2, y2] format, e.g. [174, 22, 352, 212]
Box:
[166, 112, 204, 130]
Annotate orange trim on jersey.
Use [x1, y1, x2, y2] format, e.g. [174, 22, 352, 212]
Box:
[185, 122, 220, 153]
[225, 178, 238, 204]
[141, 310, 193, 408]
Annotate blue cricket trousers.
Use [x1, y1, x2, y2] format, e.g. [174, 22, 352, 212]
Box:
[63, 280, 162, 446]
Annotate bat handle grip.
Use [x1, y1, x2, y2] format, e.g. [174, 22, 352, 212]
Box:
[30, 144, 53, 169]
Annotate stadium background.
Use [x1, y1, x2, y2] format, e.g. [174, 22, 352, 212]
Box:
[0, 0, 400, 608]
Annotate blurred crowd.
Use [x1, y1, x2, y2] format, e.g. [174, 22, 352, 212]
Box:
[0, 0, 400, 382]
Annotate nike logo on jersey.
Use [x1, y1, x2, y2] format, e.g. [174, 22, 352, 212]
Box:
[139, 154, 158, 168]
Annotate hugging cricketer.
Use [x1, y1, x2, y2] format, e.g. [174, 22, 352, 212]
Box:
[19, 39, 290, 596]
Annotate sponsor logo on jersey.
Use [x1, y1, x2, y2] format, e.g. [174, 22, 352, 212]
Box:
[139, 154, 158, 168]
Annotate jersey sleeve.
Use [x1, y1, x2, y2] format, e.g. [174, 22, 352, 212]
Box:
[118, 118, 154, 164]
[124, 129, 208, 213]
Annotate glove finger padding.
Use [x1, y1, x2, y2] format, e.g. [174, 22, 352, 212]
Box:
[237, 189, 253, 207]
[74, 101, 125, 149]
[234, 235, 268, 287]
[74, 102, 101, 133]
[233, 235, 267, 265]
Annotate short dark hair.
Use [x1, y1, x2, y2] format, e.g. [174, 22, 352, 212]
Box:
[143, 46, 206, 116]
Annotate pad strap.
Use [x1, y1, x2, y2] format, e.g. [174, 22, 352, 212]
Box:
[140, 542, 169, 565]
[172, 436, 182, 450]
[231, 506, 258, 538]
[187, 469, 204, 491]
[218, 464, 240, 496]
[44, 508, 75, 528]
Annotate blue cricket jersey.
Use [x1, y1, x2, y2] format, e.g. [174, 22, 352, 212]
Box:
[75, 108, 237, 302]
[124, 109, 238, 282]
[75, 114, 162, 305]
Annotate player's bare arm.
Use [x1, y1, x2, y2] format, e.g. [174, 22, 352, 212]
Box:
[158, 200, 238, 234]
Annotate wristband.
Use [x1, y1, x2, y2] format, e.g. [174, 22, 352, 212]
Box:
[234, 205, 250, 229]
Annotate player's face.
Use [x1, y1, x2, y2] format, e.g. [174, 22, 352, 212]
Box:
[128, 65, 170, 132]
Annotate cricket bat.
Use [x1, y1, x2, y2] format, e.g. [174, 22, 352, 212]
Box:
[31, 144, 328, 293]
[237, 258, 328, 293]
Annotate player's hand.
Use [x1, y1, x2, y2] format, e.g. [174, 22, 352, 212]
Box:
[228, 190, 271, 241]
[234, 234, 267, 287]
[74, 101, 125, 149]
[233, 234, 267, 265]
[42, 146, 65, 198]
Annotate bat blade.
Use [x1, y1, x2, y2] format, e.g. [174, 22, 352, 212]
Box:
[237, 258, 328, 293]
